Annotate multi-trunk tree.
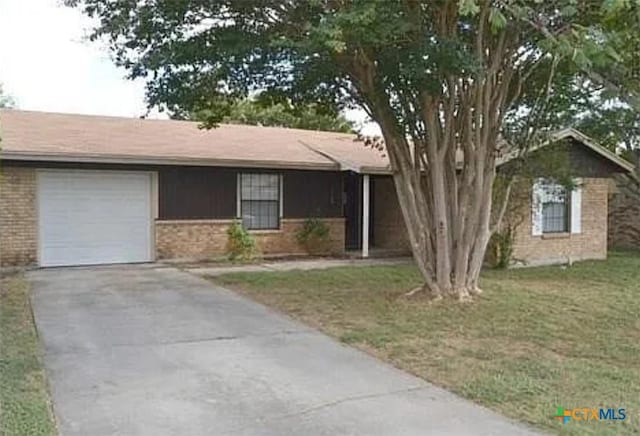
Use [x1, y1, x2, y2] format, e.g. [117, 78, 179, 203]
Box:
[68, 0, 640, 300]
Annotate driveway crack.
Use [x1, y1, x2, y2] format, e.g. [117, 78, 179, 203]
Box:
[219, 385, 429, 435]
[146, 328, 311, 347]
[45, 329, 313, 356]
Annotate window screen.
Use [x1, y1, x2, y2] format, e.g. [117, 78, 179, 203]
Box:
[541, 184, 569, 233]
[240, 173, 280, 230]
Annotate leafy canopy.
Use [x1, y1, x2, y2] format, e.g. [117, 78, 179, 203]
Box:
[65, 1, 640, 128]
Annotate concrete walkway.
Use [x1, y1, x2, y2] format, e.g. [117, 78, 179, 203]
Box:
[186, 256, 412, 277]
[29, 266, 540, 436]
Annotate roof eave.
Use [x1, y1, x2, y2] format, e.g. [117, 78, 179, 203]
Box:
[552, 128, 636, 173]
[497, 128, 636, 174]
[0, 151, 341, 172]
[358, 165, 393, 175]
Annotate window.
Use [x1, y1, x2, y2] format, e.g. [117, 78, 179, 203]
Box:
[240, 173, 281, 230]
[541, 184, 569, 233]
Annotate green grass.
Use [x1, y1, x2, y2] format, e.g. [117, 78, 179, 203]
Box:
[0, 274, 57, 436]
[214, 251, 640, 435]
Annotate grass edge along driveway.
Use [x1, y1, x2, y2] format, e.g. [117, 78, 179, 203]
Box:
[0, 273, 57, 436]
[213, 251, 640, 436]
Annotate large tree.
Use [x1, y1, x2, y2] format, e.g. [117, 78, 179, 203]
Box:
[68, 0, 639, 299]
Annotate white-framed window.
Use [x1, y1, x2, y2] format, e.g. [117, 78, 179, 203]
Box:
[532, 179, 582, 236]
[541, 184, 569, 233]
[239, 173, 281, 230]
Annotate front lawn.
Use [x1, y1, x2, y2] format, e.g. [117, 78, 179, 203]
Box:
[0, 274, 57, 436]
[214, 252, 640, 435]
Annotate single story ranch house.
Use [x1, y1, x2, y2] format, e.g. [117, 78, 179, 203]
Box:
[0, 110, 634, 268]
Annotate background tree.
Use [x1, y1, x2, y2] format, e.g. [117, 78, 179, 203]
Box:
[514, 62, 640, 160]
[0, 83, 15, 109]
[189, 94, 355, 133]
[573, 106, 640, 160]
[67, 0, 640, 300]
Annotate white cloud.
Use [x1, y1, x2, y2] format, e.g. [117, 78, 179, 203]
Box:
[0, 0, 154, 118]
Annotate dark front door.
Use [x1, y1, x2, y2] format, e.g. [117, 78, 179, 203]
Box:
[343, 172, 362, 250]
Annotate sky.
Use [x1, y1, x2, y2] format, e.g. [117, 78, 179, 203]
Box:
[0, 0, 378, 133]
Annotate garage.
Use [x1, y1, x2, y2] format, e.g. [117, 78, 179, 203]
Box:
[37, 170, 153, 267]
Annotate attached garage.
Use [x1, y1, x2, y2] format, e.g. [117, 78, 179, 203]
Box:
[37, 170, 154, 267]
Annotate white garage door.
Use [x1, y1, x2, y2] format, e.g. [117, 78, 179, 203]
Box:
[38, 170, 153, 267]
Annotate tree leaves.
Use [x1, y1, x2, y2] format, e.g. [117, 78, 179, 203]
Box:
[65, 0, 640, 147]
[488, 8, 507, 33]
[458, 0, 480, 17]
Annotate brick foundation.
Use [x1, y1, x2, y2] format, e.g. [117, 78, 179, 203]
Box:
[511, 178, 609, 265]
[155, 218, 346, 261]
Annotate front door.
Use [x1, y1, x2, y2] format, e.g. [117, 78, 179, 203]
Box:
[343, 172, 362, 250]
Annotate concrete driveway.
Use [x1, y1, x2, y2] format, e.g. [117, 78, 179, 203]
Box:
[28, 266, 539, 436]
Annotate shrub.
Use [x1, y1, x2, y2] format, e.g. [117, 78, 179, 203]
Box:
[488, 227, 515, 269]
[226, 221, 258, 262]
[296, 218, 330, 254]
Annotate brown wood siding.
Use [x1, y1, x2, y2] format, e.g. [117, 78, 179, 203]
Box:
[505, 139, 627, 178]
[283, 170, 343, 218]
[565, 139, 625, 177]
[159, 167, 237, 219]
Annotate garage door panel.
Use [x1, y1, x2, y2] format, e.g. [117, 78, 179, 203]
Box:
[38, 171, 152, 267]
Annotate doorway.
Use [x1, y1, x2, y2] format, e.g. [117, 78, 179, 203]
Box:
[343, 172, 374, 251]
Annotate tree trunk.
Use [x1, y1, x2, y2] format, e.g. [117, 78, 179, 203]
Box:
[389, 157, 497, 301]
[343, 3, 516, 301]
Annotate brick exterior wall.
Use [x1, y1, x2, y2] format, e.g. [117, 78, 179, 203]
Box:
[155, 219, 231, 260]
[511, 178, 609, 265]
[0, 163, 612, 268]
[373, 176, 410, 252]
[155, 218, 345, 261]
[608, 176, 640, 249]
[372, 177, 610, 265]
[0, 166, 37, 267]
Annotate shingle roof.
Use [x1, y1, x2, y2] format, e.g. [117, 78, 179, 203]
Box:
[1, 110, 632, 175]
[0, 110, 391, 173]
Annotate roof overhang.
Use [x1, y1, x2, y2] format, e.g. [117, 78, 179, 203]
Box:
[0, 151, 341, 172]
[1, 127, 632, 176]
[359, 165, 392, 175]
[551, 128, 635, 173]
[498, 128, 635, 173]
[298, 140, 391, 174]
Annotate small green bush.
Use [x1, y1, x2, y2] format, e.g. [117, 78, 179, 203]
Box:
[226, 221, 258, 262]
[296, 218, 330, 253]
[488, 227, 514, 269]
